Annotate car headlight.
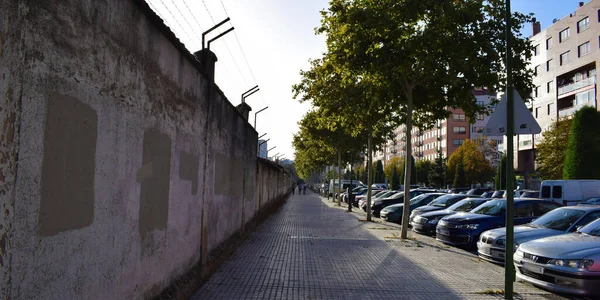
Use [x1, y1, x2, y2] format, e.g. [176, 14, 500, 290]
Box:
[427, 218, 439, 224]
[515, 248, 523, 257]
[456, 224, 479, 229]
[548, 259, 594, 269]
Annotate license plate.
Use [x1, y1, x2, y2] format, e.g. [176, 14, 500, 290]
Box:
[523, 262, 544, 274]
[490, 249, 505, 258]
[439, 228, 449, 236]
[480, 247, 491, 255]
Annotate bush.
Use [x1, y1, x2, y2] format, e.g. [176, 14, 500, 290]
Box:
[563, 107, 600, 179]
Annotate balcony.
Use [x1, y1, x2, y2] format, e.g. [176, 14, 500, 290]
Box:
[558, 77, 596, 96]
[558, 101, 595, 118]
[415, 141, 423, 147]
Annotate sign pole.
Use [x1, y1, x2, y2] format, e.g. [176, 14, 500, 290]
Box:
[505, 0, 515, 299]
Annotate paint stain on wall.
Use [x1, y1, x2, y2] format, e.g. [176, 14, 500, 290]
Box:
[179, 152, 198, 195]
[38, 93, 97, 236]
[214, 153, 243, 197]
[138, 129, 171, 236]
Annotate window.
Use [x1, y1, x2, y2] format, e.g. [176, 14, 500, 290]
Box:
[476, 101, 484, 106]
[476, 114, 484, 120]
[453, 139, 464, 147]
[475, 126, 484, 133]
[559, 27, 570, 42]
[453, 126, 466, 134]
[547, 81, 554, 93]
[533, 44, 540, 56]
[578, 17, 590, 32]
[514, 203, 535, 218]
[572, 211, 600, 231]
[547, 103, 552, 115]
[534, 65, 540, 76]
[534, 86, 539, 97]
[552, 185, 563, 199]
[535, 202, 560, 215]
[535, 107, 540, 118]
[546, 37, 553, 49]
[541, 186, 551, 198]
[560, 51, 570, 65]
[579, 41, 591, 57]
[546, 59, 553, 71]
[452, 113, 466, 121]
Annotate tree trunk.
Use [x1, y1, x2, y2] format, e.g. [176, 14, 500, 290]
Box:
[337, 150, 342, 206]
[401, 89, 414, 239]
[367, 128, 373, 221]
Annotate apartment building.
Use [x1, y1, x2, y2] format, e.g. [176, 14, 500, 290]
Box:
[374, 90, 502, 166]
[515, 0, 600, 176]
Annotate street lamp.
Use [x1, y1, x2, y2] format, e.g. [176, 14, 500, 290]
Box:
[254, 106, 269, 128]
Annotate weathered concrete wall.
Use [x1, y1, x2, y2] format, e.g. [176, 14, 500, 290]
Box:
[0, 1, 292, 299]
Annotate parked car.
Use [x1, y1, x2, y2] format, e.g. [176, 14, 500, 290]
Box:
[491, 190, 505, 198]
[352, 189, 385, 207]
[342, 187, 371, 203]
[408, 194, 475, 224]
[539, 179, 600, 205]
[514, 218, 600, 297]
[578, 197, 600, 206]
[503, 190, 522, 198]
[436, 199, 561, 248]
[380, 193, 445, 224]
[519, 190, 540, 198]
[478, 205, 600, 264]
[467, 188, 491, 196]
[481, 191, 495, 198]
[447, 187, 471, 194]
[371, 189, 438, 218]
[359, 190, 396, 210]
[411, 197, 490, 235]
[372, 183, 389, 190]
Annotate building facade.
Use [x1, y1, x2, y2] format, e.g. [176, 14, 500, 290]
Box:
[258, 140, 268, 159]
[515, 0, 600, 180]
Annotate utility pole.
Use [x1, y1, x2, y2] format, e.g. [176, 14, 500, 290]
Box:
[504, 0, 516, 298]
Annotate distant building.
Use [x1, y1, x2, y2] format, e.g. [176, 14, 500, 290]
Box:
[258, 140, 267, 158]
[514, 0, 599, 186]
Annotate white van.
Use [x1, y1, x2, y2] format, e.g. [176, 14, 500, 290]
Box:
[539, 180, 600, 205]
[329, 179, 364, 197]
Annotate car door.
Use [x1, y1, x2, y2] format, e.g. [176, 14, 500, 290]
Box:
[514, 202, 537, 225]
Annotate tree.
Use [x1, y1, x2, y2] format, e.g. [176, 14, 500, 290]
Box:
[401, 155, 417, 185]
[535, 117, 571, 180]
[428, 149, 446, 188]
[447, 140, 494, 187]
[384, 156, 403, 183]
[563, 107, 600, 179]
[375, 160, 385, 183]
[343, 169, 351, 180]
[315, 0, 534, 238]
[325, 169, 337, 182]
[494, 154, 516, 190]
[416, 160, 433, 186]
[391, 167, 401, 190]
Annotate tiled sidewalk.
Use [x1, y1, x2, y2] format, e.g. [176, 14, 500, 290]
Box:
[192, 191, 565, 300]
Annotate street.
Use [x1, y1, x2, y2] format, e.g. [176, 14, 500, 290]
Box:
[192, 191, 565, 299]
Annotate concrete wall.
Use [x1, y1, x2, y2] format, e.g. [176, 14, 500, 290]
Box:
[0, 1, 293, 299]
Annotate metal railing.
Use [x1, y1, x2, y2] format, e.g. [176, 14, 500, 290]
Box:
[558, 101, 595, 117]
[558, 77, 596, 96]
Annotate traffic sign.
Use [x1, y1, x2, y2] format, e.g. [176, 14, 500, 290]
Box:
[484, 88, 541, 136]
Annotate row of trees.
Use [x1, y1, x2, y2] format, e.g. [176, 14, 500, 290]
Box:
[536, 106, 600, 180]
[292, 0, 535, 238]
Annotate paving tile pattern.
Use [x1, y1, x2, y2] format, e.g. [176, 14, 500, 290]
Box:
[192, 192, 566, 300]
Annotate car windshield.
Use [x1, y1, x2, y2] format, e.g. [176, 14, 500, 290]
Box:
[428, 195, 460, 208]
[448, 199, 486, 212]
[579, 219, 600, 236]
[376, 191, 394, 199]
[530, 208, 585, 231]
[520, 191, 538, 198]
[471, 199, 506, 216]
[582, 197, 600, 204]
[409, 194, 431, 205]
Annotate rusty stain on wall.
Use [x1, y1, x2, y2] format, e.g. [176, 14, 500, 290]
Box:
[179, 152, 199, 195]
[38, 93, 98, 236]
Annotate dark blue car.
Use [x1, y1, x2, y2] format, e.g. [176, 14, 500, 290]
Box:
[411, 198, 490, 235]
[436, 198, 561, 248]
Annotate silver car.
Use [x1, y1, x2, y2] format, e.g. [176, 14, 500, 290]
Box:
[514, 218, 600, 297]
[479, 206, 600, 263]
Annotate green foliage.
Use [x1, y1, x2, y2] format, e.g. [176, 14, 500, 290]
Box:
[563, 107, 600, 179]
[384, 156, 403, 183]
[375, 160, 385, 183]
[494, 154, 516, 190]
[325, 169, 337, 182]
[428, 149, 446, 188]
[391, 167, 401, 190]
[453, 158, 467, 188]
[447, 140, 493, 186]
[401, 156, 417, 184]
[416, 160, 433, 186]
[536, 118, 571, 180]
[343, 169, 351, 180]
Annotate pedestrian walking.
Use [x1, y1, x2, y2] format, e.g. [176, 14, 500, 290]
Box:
[302, 185, 306, 195]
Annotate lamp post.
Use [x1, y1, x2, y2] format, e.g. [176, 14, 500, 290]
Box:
[254, 106, 269, 128]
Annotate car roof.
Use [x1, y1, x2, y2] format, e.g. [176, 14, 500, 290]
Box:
[561, 205, 600, 211]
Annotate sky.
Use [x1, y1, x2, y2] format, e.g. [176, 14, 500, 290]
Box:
[146, 0, 591, 161]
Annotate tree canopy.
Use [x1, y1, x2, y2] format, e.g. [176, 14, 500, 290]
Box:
[447, 140, 494, 186]
[535, 117, 571, 180]
[563, 107, 600, 179]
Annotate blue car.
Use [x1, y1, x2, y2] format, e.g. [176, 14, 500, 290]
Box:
[411, 197, 490, 235]
[436, 198, 562, 248]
